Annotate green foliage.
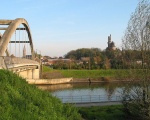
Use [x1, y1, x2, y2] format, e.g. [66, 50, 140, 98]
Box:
[121, 0, 150, 117]
[65, 48, 102, 60]
[64, 48, 110, 69]
[64, 48, 124, 69]
[0, 69, 81, 120]
[42, 65, 53, 72]
[79, 105, 125, 120]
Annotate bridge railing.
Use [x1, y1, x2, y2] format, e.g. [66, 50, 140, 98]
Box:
[0, 56, 39, 69]
[2, 56, 39, 65]
[54, 95, 122, 103]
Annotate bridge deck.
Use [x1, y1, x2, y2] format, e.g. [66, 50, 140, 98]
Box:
[0, 56, 40, 71]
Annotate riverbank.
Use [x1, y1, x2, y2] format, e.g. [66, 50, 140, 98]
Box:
[41, 66, 145, 84]
[26, 77, 130, 85]
[26, 77, 73, 84]
[42, 69, 120, 79]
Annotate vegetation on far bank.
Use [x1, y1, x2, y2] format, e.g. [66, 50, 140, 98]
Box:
[0, 69, 81, 120]
[42, 65, 132, 79]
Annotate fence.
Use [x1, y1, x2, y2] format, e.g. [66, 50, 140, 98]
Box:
[54, 94, 122, 103]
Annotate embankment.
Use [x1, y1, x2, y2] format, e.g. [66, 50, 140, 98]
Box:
[0, 69, 81, 120]
[26, 77, 73, 84]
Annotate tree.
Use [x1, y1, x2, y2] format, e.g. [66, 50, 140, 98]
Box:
[121, 0, 150, 119]
[64, 48, 103, 69]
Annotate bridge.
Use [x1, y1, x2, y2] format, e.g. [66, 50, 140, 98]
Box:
[0, 18, 41, 79]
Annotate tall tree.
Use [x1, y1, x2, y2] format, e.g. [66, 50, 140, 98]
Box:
[122, 0, 150, 119]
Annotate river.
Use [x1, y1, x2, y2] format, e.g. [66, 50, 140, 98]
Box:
[37, 81, 133, 103]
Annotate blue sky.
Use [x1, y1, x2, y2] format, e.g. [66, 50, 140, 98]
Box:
[1, 0, 139, 57]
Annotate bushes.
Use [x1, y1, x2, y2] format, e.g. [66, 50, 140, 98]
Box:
[79, 105, 125, 120]
[0, 69, 81, 120]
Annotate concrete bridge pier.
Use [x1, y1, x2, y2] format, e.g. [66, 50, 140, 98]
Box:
[18, 66, 40, 79]
[27, 69, 33, 79]
[32, 67, 40, 79]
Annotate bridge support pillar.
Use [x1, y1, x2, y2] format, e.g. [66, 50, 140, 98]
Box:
[32, 68, 40, 79]
[18, 68, 40, 79]
[27, 69, 33, 79]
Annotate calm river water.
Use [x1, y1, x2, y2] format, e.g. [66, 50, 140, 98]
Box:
[37, 82, 133, 103]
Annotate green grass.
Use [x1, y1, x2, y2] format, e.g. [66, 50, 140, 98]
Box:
[0, 69, 81, 120]
[43, 66, 150, 80]
[60, 69, 117, 78]
[79, 105, 126, 120]
[42, 66, 129, 79]
[42, 65, 53, 72]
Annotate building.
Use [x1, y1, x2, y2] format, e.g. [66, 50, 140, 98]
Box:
[42, 58, 71, 66]
[22, 45, 32, 59]
[106, 34, 116, 51]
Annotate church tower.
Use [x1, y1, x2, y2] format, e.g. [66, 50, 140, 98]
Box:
[108, 34, 111, 48]
[23, 45, 26, 58]
[106, 34, 116, 51]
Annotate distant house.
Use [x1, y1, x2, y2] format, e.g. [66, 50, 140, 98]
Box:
[76, 60, 83, 65]
[34, 57, 41, 63]
[136, 60, 142, 64]
[81, 57, 90, 62]
[42, 58, 71, 65]
[43, 56, 51, 59]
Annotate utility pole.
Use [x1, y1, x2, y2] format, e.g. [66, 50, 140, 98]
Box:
[89, 49, 91, 70]
[36, 49, 42, 79]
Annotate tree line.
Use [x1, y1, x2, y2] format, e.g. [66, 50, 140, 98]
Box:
[52, 47, 147, 70]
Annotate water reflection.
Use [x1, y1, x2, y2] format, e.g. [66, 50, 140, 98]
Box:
[37, 84, 73, 91]
[37, 82, 130, 103]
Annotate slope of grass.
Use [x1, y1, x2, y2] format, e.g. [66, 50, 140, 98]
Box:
[0, 69, 81, 120]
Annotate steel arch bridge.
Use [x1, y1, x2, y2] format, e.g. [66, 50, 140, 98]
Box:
[0, 18, 41, 79]
[0, 18, 34, 58]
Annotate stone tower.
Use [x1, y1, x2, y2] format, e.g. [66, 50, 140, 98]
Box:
[108, 34, 111, 48]
[106, 34, 116, 50]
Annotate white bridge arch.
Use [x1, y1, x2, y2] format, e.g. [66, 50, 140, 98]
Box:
[0, 18, 41, 79]
[0, 18, 34, 59]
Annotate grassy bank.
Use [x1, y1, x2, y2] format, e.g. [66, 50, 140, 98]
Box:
[79, 105, 126, 120]
[0, 69, 81, 120]
[42, 66, 129, 79]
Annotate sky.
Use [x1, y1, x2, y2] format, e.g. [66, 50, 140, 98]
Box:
[1, 0, 139, 57]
